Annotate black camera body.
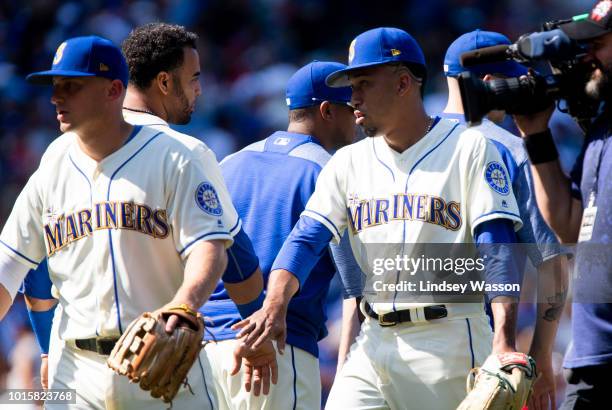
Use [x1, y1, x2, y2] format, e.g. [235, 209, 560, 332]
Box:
[457, 21, 600, 132]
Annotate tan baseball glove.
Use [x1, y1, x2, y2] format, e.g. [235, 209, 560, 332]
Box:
[107, 304, 205, 404]
[457, 352, 537, 410]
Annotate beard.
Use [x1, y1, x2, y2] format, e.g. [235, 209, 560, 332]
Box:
[171, 76, 193, 125]
[585, 64, 612, 102]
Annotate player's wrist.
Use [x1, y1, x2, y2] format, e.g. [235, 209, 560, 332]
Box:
[236, 290, 265, 319]
[528, 344, 553, 359]
[167, 292, 200, 310]
[262, 295, 290, 313]
[491, 341, 517, 355]
[265, 269, 299, 306]
[161, 299, 198, 316]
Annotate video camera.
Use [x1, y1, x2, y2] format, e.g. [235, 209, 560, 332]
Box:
[457, 20, 600, 132]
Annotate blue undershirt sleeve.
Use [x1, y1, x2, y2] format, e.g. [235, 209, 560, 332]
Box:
[222, 228, 260, 283]
[475, 219, 521, 300]
[21, 260, 53, 299]
[271, 215, 334, 289]
[330, 232, 364, 298]
[27, 305, 56, 354]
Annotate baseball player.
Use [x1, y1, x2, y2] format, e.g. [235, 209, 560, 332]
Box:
[201, 60, 360, 410]
[20, 23, 278, 396]
[440, 29, 569, 409]
[120, 23, 269, 312]
[234, 27, 526, 409]
[0, 35, 236, 409]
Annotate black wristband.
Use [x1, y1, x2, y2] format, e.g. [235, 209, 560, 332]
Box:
[523, 128, 559, 164]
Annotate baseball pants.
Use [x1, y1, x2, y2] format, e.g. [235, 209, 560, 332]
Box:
[204, 339, 321, 410]
[325, 312, 493, 410]
[46, 331, 218, 410]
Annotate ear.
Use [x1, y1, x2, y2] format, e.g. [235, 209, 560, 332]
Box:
[107, 80, 125, 101]
[482, 74, 494, 82]
[397, 73, 412, 97]
[319, 101, 333, 120]
[156, 72, 171, 95]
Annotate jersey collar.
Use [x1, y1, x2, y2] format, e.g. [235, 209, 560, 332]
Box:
[264, 131, 322, 154]
[376, 116, 450, 160]
[68, 125, 149, 177]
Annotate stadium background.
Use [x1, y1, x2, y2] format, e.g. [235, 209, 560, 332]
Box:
[0, 0, 591, 407]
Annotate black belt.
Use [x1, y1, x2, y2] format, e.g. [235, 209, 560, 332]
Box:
[364, 302, 448, 327]
[74, 337, 119, 355]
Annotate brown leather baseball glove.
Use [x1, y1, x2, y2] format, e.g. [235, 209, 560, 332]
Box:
[457, 352, 537, 410]
[107, 305, 205, 404]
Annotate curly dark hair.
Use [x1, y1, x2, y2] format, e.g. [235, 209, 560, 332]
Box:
[122, 23, 198, 90]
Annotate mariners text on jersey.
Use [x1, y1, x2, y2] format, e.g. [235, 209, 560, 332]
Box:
[347, 193, 461, 233]
[44, 201, 169, 256]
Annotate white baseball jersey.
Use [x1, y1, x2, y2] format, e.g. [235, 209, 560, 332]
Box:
[0, 124, 235, 340]
[302, 118, 522, 315]
[123, 110, 242, 237]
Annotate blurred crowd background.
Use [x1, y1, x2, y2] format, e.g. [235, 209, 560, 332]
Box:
[0, 0, 595, 407]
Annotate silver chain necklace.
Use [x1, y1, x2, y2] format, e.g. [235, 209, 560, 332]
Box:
[123, 106, 156, 116]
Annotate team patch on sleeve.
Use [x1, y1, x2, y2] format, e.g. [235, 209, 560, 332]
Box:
[195, 182, 223, 216]
[485, 161, 510, 196]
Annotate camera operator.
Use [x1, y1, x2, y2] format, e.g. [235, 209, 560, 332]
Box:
[513, 2, 612, 408]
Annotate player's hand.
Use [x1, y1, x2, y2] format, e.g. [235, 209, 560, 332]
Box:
[512, 105, 555, 137]
[527, 352, 556, 410]
[230, 340, 278, 396]
[40, 354, 49, 390]
[231, 301, 288, 354]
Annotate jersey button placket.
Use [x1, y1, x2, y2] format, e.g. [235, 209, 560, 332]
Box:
[92, 166, 111, 335]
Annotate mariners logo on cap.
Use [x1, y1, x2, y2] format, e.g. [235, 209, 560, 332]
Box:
[53, 42, 67, 65]
[348, 39, 356, 65]
[485, 162, 510, 196]
[195, 182, 223, 216]
[592, 0, 612, 21]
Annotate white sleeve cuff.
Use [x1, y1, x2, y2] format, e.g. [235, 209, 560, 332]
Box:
[471, 211, 523, 237]
[302, 210, 342, 244]
[0, 249, 32, 301]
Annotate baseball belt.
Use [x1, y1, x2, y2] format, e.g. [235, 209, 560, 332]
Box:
[74, 337, 119, 355]
[364, 302, 448, 327]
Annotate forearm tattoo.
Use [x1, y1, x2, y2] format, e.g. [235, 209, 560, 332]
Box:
[543, 290, 567, 322]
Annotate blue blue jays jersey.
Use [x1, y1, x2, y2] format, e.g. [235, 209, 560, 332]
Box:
[200, 131, 340, 358]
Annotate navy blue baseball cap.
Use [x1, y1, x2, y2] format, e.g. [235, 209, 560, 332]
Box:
[26, 36, 129, 87]
[326, 27, 426, 87]
[444, 30, 527, 78]
[561, 1, 612, 40]
[285, 61, 352, 110]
